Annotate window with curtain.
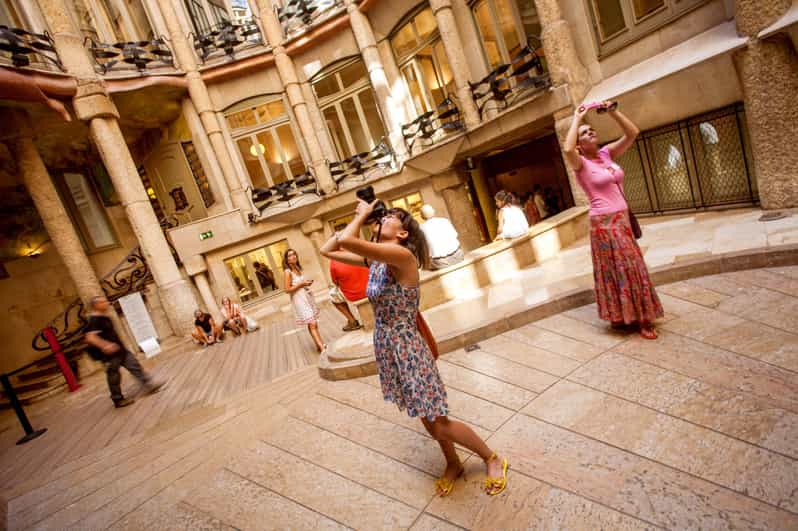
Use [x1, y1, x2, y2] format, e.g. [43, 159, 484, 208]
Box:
[224, 239, 289, 303]
[390, 7, 455, 117]
[586, 0, 707, 55]
[472, 0, 541, 69]
[227, 96, 307, 189]
[58, 171, 119, 253]
[312, 59, 387, 161]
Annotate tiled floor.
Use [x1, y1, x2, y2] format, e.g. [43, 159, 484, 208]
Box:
[2, 266, 798, 529]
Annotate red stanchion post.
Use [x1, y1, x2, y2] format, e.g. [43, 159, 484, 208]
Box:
[42, 326, 82, 392]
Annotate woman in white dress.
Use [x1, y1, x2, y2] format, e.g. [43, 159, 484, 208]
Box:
[283, 249, 326, 352]
[494, 191, 529, 240]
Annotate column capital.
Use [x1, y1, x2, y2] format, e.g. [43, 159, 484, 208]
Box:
[73, 81, 119, 121]
[184, 254, 209, 276]
[432, 170, 464, 192]
[300, 217, 325, 235]
[428, 0, 454, 14]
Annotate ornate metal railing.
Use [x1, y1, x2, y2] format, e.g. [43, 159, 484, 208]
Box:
[192, 17, 264, 63]
[248, 171, 321, 223]
[0, 25, 63, 71]
[329, 139, 395, 187]
[469, 39, 550, 119]
[277, 0, 341, 35]
[401, 97, 464, 154]
[85, 38, 174, 74]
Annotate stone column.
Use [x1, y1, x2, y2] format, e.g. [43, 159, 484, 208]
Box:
[300, 218, 333, 285]
[432, 171, 482, 250]
[734, 0, 798, 209]
[38, 0, 200, 335]
[345, 0, 409, 159]
[554, 111, 588, 207]
[376, 40, 416, 124]
[2, 110, 134, 349]
[185, 255, 222, 321]
[300, 81, 338, 162]
[428, 0, 481, 128]
[532, 0, 590, 104]
[254, 0, 336, 193]
[157, 0, 253, 215]
[182, 98, 233, 212]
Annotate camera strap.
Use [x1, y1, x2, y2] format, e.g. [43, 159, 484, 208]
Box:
[364, 221, 383, 267]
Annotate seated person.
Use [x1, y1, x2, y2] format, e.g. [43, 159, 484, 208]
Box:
[419, 204, 465, 270]
[192, 309, 224, 346]
[494, 190, 529, 240]
[329, 259, 369, 331]
[221, 296, 253, 335]
[254, 261, 278, 291]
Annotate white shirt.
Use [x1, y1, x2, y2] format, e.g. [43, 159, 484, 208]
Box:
[534, 193, 549, 218]
[498, 206, 529, 239]
[421, 217, 461, 258]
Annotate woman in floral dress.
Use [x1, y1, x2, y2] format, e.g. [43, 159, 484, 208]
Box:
[321, 201, 509, 497]
[563, 101, 663, 339]
[283, 249, 326, 352]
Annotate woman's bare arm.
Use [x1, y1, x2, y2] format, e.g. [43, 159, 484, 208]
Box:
[605, 107, 639, 159]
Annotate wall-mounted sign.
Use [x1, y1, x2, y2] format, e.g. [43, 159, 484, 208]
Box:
[200, 230, 214, 240]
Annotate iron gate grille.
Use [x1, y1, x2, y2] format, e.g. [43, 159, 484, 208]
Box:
[615, 104, 758, 215]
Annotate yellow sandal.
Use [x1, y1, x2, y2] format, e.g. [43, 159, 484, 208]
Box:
[435, 466, 465, 497]
[483, 452, 509, 496]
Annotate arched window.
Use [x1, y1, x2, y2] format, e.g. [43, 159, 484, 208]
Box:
[226, 96, 307, 188]
[390, 6, 454, 117]
[311, 58, 386, 161]
[472, 0, 541, 69]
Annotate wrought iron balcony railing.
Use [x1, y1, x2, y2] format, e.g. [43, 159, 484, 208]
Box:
[85, 38, 174, 75]
[192, 17, 264, 63]
[0, 25, 63, 72]
[277, 0, 341, 36]
[329, 139, 395, 187]
[469, 39, 550, 119]
[248, 171, 321, 223]
[401, 97, 464, 154]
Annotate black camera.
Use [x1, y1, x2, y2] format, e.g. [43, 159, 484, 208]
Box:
[356, 185, 387, 223]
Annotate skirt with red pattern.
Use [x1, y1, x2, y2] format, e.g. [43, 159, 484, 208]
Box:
[590, 210, 664, 324]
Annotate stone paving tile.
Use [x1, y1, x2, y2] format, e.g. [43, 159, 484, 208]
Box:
[524, 381, 798, 512]
[410, 513, 466, 531]
[110, 502, 235, 531]
[702, 320, 798, 372]
[445, 349, 560, 392]
[569, 352, 798, 458]
[659, 280, 731, 307]
[227, 442, 420, 529]
[506, 326, 605, 362]
[488, 415, 798, 530]
[532, 314, 628, 350]
[436, 360, 538, 411]
[725, 269, 798, 297]
[475, 334, 582, 377]
[660, 306, 747, 341]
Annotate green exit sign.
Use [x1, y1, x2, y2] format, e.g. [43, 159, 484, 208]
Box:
[199, 230, 214, 241]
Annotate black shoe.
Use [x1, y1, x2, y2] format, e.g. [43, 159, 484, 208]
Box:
[342, 321, 363, 332]
[114, 397, 135, 408]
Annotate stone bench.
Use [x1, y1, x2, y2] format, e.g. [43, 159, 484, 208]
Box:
[353, 205, 590, 330]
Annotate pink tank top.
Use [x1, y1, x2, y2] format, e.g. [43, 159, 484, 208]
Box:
[575, 146, 628, 216]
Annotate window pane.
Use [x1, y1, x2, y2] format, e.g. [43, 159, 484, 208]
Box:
[63, 172, 116, 249]
[403, 64, 430, 115]
[357, 90, 386, 146]
[313, 74, 340, 99]
[405, 192, 424, 222]
[255, 100, 287, 123]
[592, 0, 626, 40]
[414, 8, 437, 42]
[225, 256, 258, 303]
[632, 0, 664, 19]
[475, 1, 503, 68]
[339, 60, 368, 88]
[324, 106, 350, 159]
[516, 0, 541, 41]
[495, 0, 522, 58]
[268, 240, 290, 278]
[258, 130, 285, 184]
[228, 109, 257, 130]
[274, 124, 305, 179]
[237, 137, 269, 188]
[391, 23, 417, 58]
[248, 248, 279, 294]
[340, 97, 370, 154]
[417, 47, 445, 107]
[432, 41, 454, 98]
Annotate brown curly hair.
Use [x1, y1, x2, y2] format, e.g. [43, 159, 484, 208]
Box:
[385, 207, 430, 270]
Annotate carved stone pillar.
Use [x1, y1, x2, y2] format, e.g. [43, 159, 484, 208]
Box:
[301, 218, 333, 285]
[554, 112, 588, 207]
[254, 0, 336, 193]
[182, 98, 233, 213]
[185, 255, 222, 322]
[428, 0, 481, 128]
[157, 0, 253, 215]
[432, 171, 483, 251]
[345, 0, 409, 159]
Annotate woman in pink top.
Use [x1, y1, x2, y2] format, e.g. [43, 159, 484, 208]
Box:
[563, 102, 663, 339]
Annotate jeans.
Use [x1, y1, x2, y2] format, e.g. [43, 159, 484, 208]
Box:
[105, 349, 150, 402]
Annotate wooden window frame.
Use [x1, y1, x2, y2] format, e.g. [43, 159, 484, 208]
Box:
[54, 169, 120, 255]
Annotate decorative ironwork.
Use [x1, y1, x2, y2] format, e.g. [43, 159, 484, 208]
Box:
[86, 38, 174, 74]
[0, 25, 63, 71]
[248, 171, 321, 223]
[615, 104, 757, 215]
[192, 17, 263, 63]
[277, 0, 340, 35]
[469, 39, 549, 119]
[400, 97, 464, 154]
[100, 246, 153, 300]
[31, 298, 87, 352]
[328, 139, 395, 187]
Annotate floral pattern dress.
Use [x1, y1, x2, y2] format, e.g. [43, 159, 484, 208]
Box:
[366, 261, 448, 420]
[288, 269, 320, 325]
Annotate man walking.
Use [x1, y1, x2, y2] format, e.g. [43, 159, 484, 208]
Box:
[84, 296, 164, 408]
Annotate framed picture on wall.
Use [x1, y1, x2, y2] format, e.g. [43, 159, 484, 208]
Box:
[89, 162, 120, 207]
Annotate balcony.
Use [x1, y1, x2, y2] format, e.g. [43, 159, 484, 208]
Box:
[400, 97, 465, 155]
[193, 18, 266, 64]
[0, 25, 63, 72]
[247, 170, 322, 223]
[86, 38, 176, 76]
[328, 139, 396, 191]
[277, 0, 344, 38]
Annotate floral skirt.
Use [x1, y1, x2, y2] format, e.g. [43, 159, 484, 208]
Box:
[590, 211, 664, 324]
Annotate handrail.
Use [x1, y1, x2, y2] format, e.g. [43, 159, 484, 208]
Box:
[248, 170, 322, 223]
[85, 36, 175, 75]
[191, 17, 265, 63]
[0, 25, 64, 72]
[328, 138, 395, 186]
[400, 97, 464, 153]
